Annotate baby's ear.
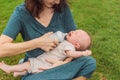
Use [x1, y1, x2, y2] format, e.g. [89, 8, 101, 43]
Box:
[74, 43, 80, 49]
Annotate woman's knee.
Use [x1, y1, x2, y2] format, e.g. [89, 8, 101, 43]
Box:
[77, 56, 96, 71]
[86, 56, 96, 71]
[73, 56, 96, 78]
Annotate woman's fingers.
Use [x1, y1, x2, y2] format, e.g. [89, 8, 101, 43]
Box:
[42, 32, 53, 38]
[43, 39, 58, 52]
[53, 38, 59, 46]
[50, 42, 57, 48]
[36, 32, 59, 52]
[44, 32, 59, 46]
[45, 47, 54, 52]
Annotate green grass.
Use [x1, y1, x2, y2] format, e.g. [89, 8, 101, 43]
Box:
[0, 0, 120, 80]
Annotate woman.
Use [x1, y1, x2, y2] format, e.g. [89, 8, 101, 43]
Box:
[0, 0, 96, 80]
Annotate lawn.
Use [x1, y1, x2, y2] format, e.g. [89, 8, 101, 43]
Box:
[0, 0, 120, 80]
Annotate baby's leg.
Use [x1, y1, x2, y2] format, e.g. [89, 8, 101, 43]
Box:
[14, 71, 27, 77]
[0, 61, 30, 74]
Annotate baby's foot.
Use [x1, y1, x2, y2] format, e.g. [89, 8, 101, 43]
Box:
[0, 61, 11, 74]
[14, 71, 27, 77]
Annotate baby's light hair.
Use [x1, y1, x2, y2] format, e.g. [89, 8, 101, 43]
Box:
[76, 31, 92, 51]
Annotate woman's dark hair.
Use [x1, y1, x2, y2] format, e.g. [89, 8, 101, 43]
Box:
[25, 0, 69, 18]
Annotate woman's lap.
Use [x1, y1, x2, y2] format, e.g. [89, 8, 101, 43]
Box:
[21, 56, 96, 80]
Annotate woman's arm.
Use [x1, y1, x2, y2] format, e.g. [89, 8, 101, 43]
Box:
[0, 32, 58, 57]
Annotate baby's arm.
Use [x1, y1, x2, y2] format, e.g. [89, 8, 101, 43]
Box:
[65, 50, 92, 58]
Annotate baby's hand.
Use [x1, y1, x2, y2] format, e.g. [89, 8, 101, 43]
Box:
[83, 50, 92, 56]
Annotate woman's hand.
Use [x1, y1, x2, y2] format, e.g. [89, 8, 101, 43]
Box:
[38, 57, 73, 70]
[35, 32, 59, 52]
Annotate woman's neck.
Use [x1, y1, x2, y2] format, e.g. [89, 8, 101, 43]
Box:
[39, 7, 54, 18]
[35, 7, 54, 27]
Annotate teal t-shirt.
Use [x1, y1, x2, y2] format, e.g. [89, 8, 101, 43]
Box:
[2, 3, 76, 58]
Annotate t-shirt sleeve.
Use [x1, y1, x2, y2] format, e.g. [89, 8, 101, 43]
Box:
[63, 6, 77, 32]
[64, 45, 75, 51]
[62, 41, 75, 51]
[62, 41, 75, 56]
[2, 6, 22, 40]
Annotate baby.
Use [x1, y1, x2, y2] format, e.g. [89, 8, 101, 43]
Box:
[0, 30, 92, 77]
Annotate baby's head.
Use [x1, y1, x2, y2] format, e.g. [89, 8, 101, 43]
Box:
[66, 30, 91, 51]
